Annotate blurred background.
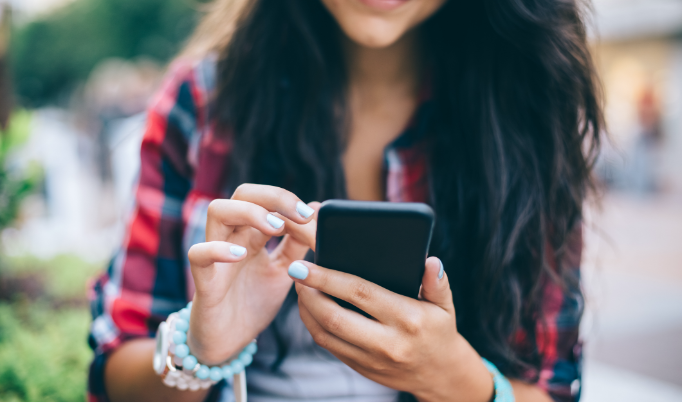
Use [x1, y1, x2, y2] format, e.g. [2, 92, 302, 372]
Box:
[0, 0, 679, 401]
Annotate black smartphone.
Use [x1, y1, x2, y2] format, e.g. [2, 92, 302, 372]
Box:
[314, 199, 435, 316]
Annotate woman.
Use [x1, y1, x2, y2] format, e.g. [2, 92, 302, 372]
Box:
[88, 0, 601, 401]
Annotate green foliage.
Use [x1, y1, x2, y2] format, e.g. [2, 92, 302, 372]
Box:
[3, 254, 103, 300]
[0, 254, 103, 402]
[0, 109, 31, 148]
[0, 303, 92, 401]
[10, 0, 208, 107]
[0, 110, 38, 230]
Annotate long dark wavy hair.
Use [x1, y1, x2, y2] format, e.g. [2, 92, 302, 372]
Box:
[193, 0, 603, 379]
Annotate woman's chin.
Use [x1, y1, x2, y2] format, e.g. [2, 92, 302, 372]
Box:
[342, 23, 407, 49]
[357, 0, 412, 13]
[321, 0, 445, 49]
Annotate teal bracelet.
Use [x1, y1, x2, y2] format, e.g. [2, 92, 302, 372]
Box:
[170, 301, 258, 382]
[482, 358, 515, 402]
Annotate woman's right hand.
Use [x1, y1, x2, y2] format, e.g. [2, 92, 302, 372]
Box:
[186, 184, 318, 365]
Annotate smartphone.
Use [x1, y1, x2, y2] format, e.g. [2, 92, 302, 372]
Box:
[314, 199, 435, 316]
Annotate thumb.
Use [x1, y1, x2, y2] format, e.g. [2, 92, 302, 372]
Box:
[420, 257, 455, 313]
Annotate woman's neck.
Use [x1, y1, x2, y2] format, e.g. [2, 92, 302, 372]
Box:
[340, 31, 423, 201]
[344, 31, 421, 104]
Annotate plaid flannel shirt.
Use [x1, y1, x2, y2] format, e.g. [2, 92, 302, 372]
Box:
[87, 58, 583, 401]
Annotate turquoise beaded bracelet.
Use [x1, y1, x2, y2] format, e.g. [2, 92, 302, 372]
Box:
[170, 301, 258, 383]
[482, 358, 515, 402]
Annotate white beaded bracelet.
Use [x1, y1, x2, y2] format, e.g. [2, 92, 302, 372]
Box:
[153, 301, 257, 399]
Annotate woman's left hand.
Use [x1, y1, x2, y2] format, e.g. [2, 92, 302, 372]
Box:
[289, 257, 495, 402]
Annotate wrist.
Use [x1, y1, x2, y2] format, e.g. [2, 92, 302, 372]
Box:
[155, 303, 258, 394]
[414, 333, 494, 402]
[186, 298, 241, 365]
[186, 330, 229, 366]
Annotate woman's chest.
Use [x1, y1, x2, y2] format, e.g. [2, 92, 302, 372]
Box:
[342, 99, 422, 201]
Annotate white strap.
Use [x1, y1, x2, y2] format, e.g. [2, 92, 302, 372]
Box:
[234, 370, 247, 402]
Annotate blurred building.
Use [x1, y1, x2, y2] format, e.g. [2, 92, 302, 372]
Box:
[591, 0, 682, 196]
[6, 0, 74, 20]
[3, 58, 161, 262]
[582, 2, 682, 401]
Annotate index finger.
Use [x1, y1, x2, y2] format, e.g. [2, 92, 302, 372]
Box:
[287, 261, 416, 324]
[231, 184, 314, 224]
[270, 202, 321, 252]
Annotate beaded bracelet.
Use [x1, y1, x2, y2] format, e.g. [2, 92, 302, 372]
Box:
[154, 301, 257, 391]
[482, 358, 515, 402]
[171, 302, 257, 382]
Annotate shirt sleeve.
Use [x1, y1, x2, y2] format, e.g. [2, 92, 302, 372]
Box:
[535, 224, 585, 402]
[87, 61, 200, 401]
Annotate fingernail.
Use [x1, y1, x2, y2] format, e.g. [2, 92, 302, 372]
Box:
[296, 201, 314, 218]
[230, 245, 246, 257]
[267, 214, 284, 229]
[288, 261, 309, 280]
[438, 259, 444, 280]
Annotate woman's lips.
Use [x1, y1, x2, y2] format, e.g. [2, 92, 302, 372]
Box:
[358, 0, 411, 12]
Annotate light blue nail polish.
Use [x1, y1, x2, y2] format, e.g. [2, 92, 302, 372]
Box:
[288, 261, 309, 280]
[230, 245, 246, 257]
[296, 201, 314, 218]
[267, 213, 284, 229]
[438, 259, 444, 280]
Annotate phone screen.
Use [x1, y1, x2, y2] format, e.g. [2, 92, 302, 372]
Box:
[315, 200, 434, 315]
